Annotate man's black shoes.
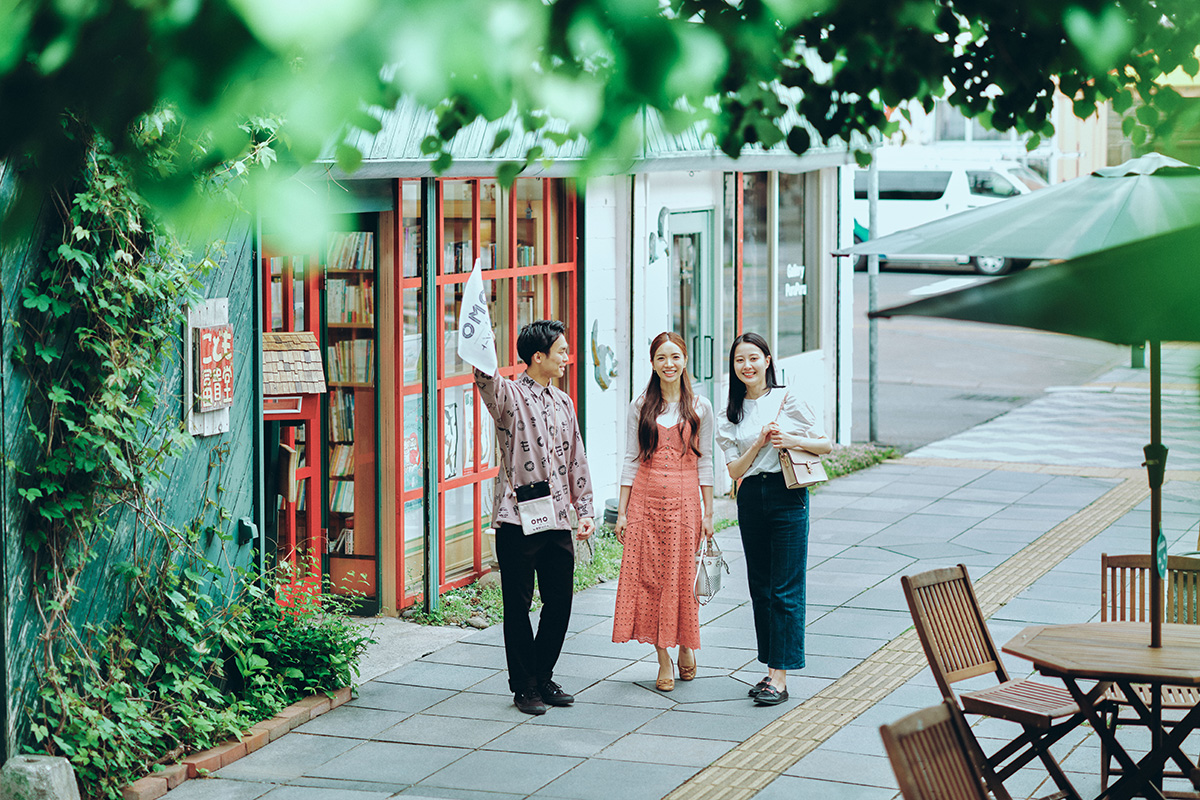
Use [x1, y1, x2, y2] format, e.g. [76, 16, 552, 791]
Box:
[538, 680, 574, 706]
[514, 688, 547, 715]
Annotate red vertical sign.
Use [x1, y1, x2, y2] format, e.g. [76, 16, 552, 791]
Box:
[195, 324, 234, 411]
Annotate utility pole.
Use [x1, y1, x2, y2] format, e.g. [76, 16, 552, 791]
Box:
[867, 149, 880, 443]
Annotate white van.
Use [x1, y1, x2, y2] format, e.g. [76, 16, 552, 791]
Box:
[851, 159, 1048, 275]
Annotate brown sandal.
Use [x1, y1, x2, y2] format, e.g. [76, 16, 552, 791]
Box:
[678, 654, 697, 681]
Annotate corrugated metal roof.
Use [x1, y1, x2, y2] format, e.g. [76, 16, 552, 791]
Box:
[313, 99, 852, 180]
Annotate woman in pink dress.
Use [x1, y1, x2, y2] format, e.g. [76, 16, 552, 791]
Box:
[612, 332, 715, 691]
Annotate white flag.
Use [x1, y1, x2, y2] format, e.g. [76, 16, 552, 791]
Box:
[456, 259, 498, 376]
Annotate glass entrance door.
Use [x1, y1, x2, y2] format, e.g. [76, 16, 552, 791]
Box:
[669, 211, 716, 404]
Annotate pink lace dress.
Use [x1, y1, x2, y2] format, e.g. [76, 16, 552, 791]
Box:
[612, 419, 703, 649]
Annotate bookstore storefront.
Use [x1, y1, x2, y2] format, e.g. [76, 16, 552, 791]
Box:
[262, 177, 578, 614]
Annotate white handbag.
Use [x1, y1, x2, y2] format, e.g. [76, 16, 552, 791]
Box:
[695, 538, 729, 605]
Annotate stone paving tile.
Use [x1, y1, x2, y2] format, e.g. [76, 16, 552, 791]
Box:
[530, 759, 700, 800]
[552, 653, 633, 684]
[675, 696, 799, 718]
[752, 775, 897, 800]
[215, 733, 360, 782]
[346, 681, 455, 713]
[418, 642, 509, 669]
[634, 709, 772, 741]
[803, 632, 890, 659]
[292, 705, 402, 740]
[525, 701, 663, 733]
[798, 654, 866, 680]
[810, 519, 892, 543]
[821, 507, 912, 524]
[164, 779, 275, 800]
[306, 741, 468, 784]
[559, 632, 643, 660]
[375, 712, 518, 748]
[259, 786, 393, 800]
[420, 750, 581, 796]
[375, 661, 498, 690]
[784, 748, 898, 788]
[423, 691, 538, 723]
[481, 723, 624, 758]
[884, 541, 990, 560]
[991, 597, 1097, 625]
[573, 679, 677, 708]
[655, 675, 758, 704]
[285, 776, 411, 794]
[867, 513, 981, 541]
[397, 787, 524, 800]
[598, 732, 737, 767]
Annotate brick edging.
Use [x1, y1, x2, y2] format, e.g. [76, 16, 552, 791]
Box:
[120, 686, 353, 800]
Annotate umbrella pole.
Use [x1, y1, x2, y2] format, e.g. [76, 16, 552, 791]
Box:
[1146, 340, 1167, 649]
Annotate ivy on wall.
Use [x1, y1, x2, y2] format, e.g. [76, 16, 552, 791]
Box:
[10, 117, 373, 800]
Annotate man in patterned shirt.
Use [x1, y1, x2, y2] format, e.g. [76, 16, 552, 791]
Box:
[475, 319, 595, 715]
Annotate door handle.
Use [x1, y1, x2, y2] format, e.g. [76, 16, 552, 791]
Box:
[692, 335, 701, 379]
[704, 336, 714, 380]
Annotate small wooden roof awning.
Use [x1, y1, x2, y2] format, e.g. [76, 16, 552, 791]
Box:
[262, 331, 327, 395]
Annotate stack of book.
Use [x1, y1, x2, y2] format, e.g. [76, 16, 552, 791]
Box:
[328, 232, 375, 271]
[328, 390, 356, 442]
[329, 481, 355, 514]
[516, 245, 538, 266]
[329, 444, 355, 477]
[326, 339, 375, 384]
[326, 278, 375, 324]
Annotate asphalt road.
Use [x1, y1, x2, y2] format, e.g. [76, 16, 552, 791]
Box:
[851, 269, 1128, 452]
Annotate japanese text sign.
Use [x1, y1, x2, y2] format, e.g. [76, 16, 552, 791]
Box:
[194, 324, 234, 411]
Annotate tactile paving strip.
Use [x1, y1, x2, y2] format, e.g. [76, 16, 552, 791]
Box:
[663, 471, 1151, 800]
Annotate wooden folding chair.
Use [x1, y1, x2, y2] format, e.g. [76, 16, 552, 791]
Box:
[881, 700, 1011, 800]
[1099, 553, 1200, 788]
[902, 565, 1090, 800]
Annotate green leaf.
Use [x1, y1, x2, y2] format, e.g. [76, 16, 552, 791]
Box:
[490, 129, 512, 153]
[334, 144, 363, 174]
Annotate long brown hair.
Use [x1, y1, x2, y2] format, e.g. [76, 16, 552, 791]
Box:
[637, 332, 702, 460]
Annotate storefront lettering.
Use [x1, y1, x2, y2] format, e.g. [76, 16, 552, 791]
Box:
[783, 263, 807, 299]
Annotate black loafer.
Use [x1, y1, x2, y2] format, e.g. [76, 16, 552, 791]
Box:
[747, 678, 771, 698]
[514, 689, 547, 715]
[538, 680, 574, 706]
[754, 685, 789, 706]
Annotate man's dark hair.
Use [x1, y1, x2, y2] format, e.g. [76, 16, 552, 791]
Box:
[517, 320, 567, 365]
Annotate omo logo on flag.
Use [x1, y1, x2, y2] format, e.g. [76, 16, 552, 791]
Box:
[457, 259, 498, 376]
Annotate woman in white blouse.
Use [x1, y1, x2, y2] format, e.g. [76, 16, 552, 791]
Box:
[716, 332, 831, 706]
[612, 332, 715, 691]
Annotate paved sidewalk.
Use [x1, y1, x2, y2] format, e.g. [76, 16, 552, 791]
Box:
[911, 344, 1200, 468]
[161, 345, 1200, 800]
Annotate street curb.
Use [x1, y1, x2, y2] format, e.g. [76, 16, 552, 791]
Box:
[119, 686, 352, 800]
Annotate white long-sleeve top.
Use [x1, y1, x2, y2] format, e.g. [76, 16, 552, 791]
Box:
[715, 384, 824, 478]
[620, 395, 715, 487]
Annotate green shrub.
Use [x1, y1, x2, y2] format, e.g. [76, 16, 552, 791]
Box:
[28, 564, 374, 800]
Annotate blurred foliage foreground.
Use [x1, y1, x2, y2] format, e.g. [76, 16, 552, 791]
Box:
[1, 0, 1199, 236]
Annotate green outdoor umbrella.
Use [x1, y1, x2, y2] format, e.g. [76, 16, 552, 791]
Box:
[871, 223, 1200, 648]
[838, 153, 1200, 262]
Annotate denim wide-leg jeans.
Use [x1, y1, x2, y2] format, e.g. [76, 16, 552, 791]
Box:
[736, 471, 809, 670]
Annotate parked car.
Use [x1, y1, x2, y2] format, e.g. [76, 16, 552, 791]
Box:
[851, 159, 1048, 275]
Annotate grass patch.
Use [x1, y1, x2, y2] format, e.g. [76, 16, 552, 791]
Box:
[820, 442, 898, 479]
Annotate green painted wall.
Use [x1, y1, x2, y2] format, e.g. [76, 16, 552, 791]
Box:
[0, 163, 261, 760]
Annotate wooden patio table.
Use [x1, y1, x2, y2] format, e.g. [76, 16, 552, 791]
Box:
[1004, 622, 1200, 800]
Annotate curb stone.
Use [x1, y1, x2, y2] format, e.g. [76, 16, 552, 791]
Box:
[119, 685, 352, 800]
